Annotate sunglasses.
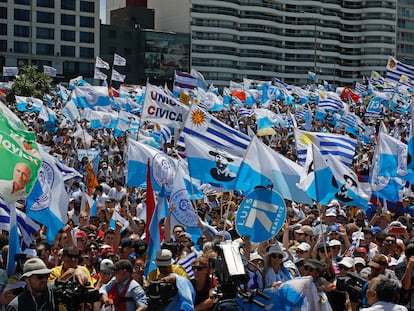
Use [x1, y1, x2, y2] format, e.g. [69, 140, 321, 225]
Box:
[134, 265, 145, 270]
[270, 253, 284, 259]
[192, 266, 207, 271]
[385, 239, 396, 244]
[304, 266, 315, 272]
[65, 253, 80, 259]
[35, 274, 50, 280]
[296, 250, 307, 254]
[339, 265, 350, 271]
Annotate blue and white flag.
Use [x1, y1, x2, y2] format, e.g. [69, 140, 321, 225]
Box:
[89, 110, 118, 129]
[169, 166, 199, 227]
[294, 129, 357, 167]
[378, 132, 414, 183]
[6, 201, 20, 277]
[370, 71, 385, 86]
[68, 76, 89, 90]
[235, 136, 312, 204]
[325, 153, 371, 210]
[386, 56, 414, 82]
[194, 88, 223, 112]
[57, 84, 69, 102]
[0, 200, 40, 250]
[370, 143, 405, 203]
[297, 144, 337, 205]
[94, 68, 107, 81]
[318, 91, 344, 112]
[253, 108, 285, 130]
[184, 134, 243, 190]
[127, 138, 177, 192]
[190, 68, 208, 90]
[25, 148, 69, 244]
[43, 65, 56, 77]
[238, 107, 254, 118]
[72, 86, 111, 109]
[408, 103, 414, 170]
[61, 100, 80, 124]
[181, 105, 250, 151]
[116, 110, 140, 133]
[15, 96, 43, 113]
[261, 84, 285, 104]
[174, 71, 198, 92]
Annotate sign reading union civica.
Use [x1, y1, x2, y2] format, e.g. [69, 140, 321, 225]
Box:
[141, 83, 189, 128]
[236, 188, 286, 243]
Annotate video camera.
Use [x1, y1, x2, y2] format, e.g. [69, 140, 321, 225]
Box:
[145, 280, 178, 311]
[210, 241, 246, 299]
[336, 272, 367, 303]
[55, 280, 101, 311]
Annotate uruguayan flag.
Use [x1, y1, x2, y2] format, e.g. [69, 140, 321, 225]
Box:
[184, 134, 243, 190]
[25, 148, 69, 244]
[378, 132, 414, 183]
[181, 105, 250, 151]
[72, 86, 110, 108]
[297, 144, 337, 205]
[15, 96, 43, 113]
[235, 136, 312, 204]
[318, 91, 344, 112]
[386, 56, 414, 82]
[325, 153, 371, 210]
[294, 129, 357, 167]
[89, 110, 119, 129]
[0, 199, 40, 250]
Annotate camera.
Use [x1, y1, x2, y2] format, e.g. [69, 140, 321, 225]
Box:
[145, 281, 178, 310]
[336, 272, 367, 302]
[210, 241, 246, 299]
[55, 280, 101, 311]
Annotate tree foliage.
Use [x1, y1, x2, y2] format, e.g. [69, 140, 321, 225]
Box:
[6, 65, 52, 102]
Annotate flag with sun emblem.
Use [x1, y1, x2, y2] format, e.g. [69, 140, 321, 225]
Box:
[181, 105, 251, 151]
[294, 129, 357, 167]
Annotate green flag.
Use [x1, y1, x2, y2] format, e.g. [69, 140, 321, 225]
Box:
[0, 102, 42, 203]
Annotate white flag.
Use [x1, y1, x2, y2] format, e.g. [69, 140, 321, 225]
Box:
[111, 69, 126, 82]
[113, 53, 126, 66]
[94, 68, 107, 80]
[3, 66, 18, 77]
[95, 56, 110, 70]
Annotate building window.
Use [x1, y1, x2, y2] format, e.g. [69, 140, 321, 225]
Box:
[80, 47, 94, 58]
[61, 45, 75, 57]
[61, 30, 75, 41]
[80, 1, 94, 13]
[61, 0, 75, 10]
[37, 27, 54, 40]
[61, 14, 75, 26]
[37, 0, 54, 7]
[0, 8, 6, 18]
[80, 16, 94, 28]
[79, 62, 93, 75]
[14, 9, 30, 21]
[0, 40, 7, 51]
[14, 0, 30, 4]
[80, 31, 94, 43]
[14, 41, 29, 53]
[37, 11, 54, 23]
[14, 25, 29, 37]
[0, 24, 7, 36]
[36, 43, 54, 55]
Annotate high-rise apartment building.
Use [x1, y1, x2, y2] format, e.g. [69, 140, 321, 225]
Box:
[148, 0, 401, 87]
[397, 0, 414, 66]
[0, 0, 100, 79]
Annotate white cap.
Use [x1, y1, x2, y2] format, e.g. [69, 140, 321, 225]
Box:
[328, 239, 341, 247]
[297, 242, 311, 252]
[338, 256, 354, 269]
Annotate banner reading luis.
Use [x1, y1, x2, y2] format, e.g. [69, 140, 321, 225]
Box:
[236, 188, 286, 243]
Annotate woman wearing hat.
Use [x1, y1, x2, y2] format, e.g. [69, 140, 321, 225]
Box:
[263, 244, 293, 288]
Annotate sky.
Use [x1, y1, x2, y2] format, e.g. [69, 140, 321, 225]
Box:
[100, 0, 106, 24]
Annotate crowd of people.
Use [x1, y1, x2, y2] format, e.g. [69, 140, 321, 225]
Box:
[0, 77, 412, 311]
